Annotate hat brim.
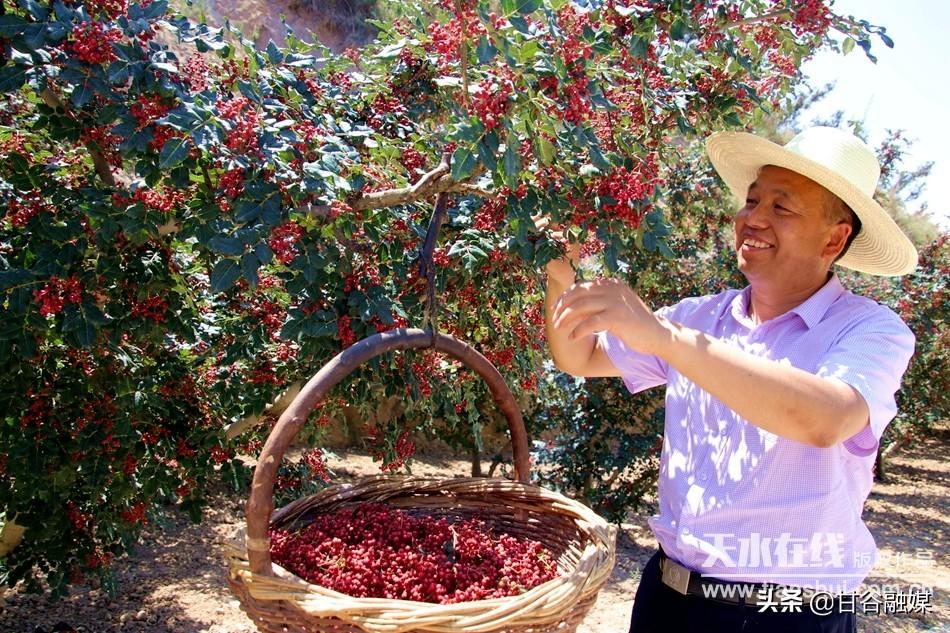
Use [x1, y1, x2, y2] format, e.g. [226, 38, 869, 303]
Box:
[706, 132, 918, 276]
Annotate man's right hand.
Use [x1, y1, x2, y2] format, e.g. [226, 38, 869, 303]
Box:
[536, 214, 617, 378]
[532, 214, 581, 285]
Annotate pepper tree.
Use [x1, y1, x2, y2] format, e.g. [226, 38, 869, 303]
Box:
[0, 0, 888, 593]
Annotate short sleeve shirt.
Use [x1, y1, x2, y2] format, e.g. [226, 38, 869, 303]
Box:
[598, 273, 914, 592]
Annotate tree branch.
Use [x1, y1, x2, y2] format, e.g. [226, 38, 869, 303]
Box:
[352, 172, 491, 210]
[347, 153, 490, 211]
[157, 218, 181, 236]
[604, 466, 623, 489]
[224, 381, 303, 439]
[40, 87, 117, 188]
[454, 0, 472, 110]
[201, 162, 214, 193]
[452, 182, 493, 197]
[411, 154, 451, 192]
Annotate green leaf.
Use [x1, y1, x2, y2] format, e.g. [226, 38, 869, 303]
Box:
[643, 231, 656, 252]
[84, 303, 111, 326]
[254, 242, 274, 264]
[476, 136, 498, 171]
[45, 21, 67, 41]
[856, 39, 877, 63]
[451, 146, 477, 181]
[150, 61, 179, 75]
[0, 15, 27, 38]
[676, 115, 692, 135]
[21, 23, 46, 50]
[208, 236, 244, 256]
[210, 259, 241, 293]
[62, 307, 97, 348]
[18, 331, 36, 359]
[588, 144, 611, 171]
[604, 244, 619, 272]
[266, 40, 283, 65]
[629, 35, 649, 59]
[237, 79, 261, 104]
[518, 40, 540, 64]
[456, 121, 484, 142]
[375, 39, 407, 60]
[0, 319, 24, 341]
[537, 136, 555, 165]
[0, 65, 27, 93]
[722, 111, 742, 127]
[669, 18, 688, 42]
[70, 79, 94, 108]
[476, 36, 496, 64]
[240, 252, 260, 288]
[143, 0, 168, 20]
[842, 37, 856, 55]
[235, 200, 262, 223]
[107, 60, 132, 84]
[260, 193, 282, 226]
[515, 0, 540, 15]
[20, 0, 49, 21]
[158, 137, 191, 169]
[503, 142, 521, 187]
[508, 15, 531, 34]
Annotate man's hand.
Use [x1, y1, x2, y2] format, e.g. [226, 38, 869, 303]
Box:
[538, 214, 621, 376]
[533, 214, 580, 286]
[551, 278, 669, 357]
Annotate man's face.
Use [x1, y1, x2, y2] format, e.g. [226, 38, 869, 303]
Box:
[734, 165, 849, 287]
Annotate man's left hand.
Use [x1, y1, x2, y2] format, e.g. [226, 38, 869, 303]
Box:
[552, 278, 668, 356]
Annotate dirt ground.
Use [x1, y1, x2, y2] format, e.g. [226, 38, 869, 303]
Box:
[1, 425, 947, 633]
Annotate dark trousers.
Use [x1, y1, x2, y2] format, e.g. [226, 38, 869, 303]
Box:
[629, 551, 857, 633]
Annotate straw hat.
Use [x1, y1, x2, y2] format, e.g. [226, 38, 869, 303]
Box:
[706, 126, 918, 276]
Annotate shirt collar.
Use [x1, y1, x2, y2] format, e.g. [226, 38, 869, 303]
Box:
[791, 273, 845, 329]
[730, 273, 845, 330]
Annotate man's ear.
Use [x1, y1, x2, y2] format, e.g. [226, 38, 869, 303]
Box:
[824, 221, 852, 260]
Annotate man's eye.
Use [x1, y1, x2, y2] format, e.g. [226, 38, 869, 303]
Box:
[745, 199, 758, 206]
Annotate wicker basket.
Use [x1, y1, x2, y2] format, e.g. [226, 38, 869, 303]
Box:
[225, 328, 617, 633]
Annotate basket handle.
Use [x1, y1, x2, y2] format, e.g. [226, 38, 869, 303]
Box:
[245, 327, 532, 575]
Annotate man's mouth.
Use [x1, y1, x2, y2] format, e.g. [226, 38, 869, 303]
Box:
[741, 238, 774, 250]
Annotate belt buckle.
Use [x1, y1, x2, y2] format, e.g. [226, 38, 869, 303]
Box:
[661, 558, 691, 595]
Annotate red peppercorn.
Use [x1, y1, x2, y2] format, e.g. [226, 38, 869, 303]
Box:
[269, 504, 560, 603]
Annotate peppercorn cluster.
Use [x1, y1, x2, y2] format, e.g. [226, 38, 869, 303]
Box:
[269, 503, 560, 603]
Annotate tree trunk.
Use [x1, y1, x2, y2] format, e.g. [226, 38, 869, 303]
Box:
[874, 445, 888, 483]
[470, 444, 482, 477]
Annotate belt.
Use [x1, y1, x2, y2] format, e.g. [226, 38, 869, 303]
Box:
[657, 550, 829, 608]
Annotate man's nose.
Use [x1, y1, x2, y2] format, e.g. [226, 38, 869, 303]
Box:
[740, 200, 770, 227]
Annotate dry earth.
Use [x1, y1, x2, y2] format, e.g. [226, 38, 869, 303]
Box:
[1, 426, 947, 633]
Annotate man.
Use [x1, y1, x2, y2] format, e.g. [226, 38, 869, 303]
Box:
[544, 127, 917, 633]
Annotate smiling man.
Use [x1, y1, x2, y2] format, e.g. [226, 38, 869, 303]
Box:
[545, 127, 917, 633]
